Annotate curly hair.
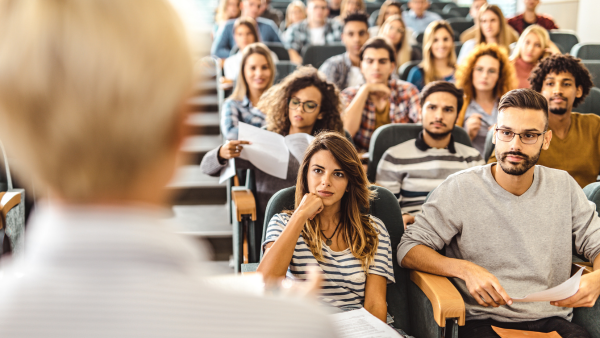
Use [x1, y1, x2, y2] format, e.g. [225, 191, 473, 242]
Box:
[259, 66, 344, 136]
[455, 43, 517, 126]
[529, 54, 592, 108]
[289, 131, 378, 272]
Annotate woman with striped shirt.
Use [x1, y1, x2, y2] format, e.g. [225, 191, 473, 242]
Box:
[257, 132, 397, 328]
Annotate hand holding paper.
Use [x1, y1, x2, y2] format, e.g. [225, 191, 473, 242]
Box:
[551, 268, 600, 308]
[511, 268, 584, 303]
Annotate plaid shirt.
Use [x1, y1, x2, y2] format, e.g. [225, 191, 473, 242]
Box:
[220, 97, 266, 140]
[283, 19, 342, 53]
[508, 14, 558, 35]
[341, 79, 421, 152]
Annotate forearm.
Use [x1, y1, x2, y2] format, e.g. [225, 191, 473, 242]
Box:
[593, 254, 600, 271]
[401, 244, 470, 280]
[257, 213, 307, 280]
[343, 86, 370, 136]
[364, 301, 387, 323]
[288, 49, 302, 64]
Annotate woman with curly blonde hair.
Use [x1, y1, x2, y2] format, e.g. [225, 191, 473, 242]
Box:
[455, 43, 516, 155]
[258, 132, 398, 330]
[201, 66, 344, 253]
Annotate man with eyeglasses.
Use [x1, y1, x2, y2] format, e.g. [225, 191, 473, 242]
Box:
[399, 88, 600, 338]
[376, 82, 484, 228]
[341, 37, 420, 153]
[488, 54, 598, 188]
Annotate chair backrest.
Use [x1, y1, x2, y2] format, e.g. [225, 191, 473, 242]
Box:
[264, 42, 290, 61]
[399, 60, 420, 81]
[440, 11, 460, 20]
[274, 60, 299, 84]
[581, 182, 600, 261]
[301, 43, 346, 69]
[365, 2, 380, 14]
[366, 123, 473, 182]
[576, 87, 600, 116]
[549, 30, 579, 55]
[447, 5, 469, 18]
[260, 185, 411, 333]
[369, 9, 379, 27]
[447, 18, 474, 40]
[454, 41, 463, 56]
[442, 3, 458, 11]
[571, 43, 600, 61]
[582, 60, 600, 88]
[416, 32, 424, 44]
[483, 129, 495, 163]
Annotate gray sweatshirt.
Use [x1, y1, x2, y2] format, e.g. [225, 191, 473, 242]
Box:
[398, 164, 600, 322]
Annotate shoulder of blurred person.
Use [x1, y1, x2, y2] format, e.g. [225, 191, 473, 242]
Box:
[260, 7, 284, 27]
[318, 52, 350, 90]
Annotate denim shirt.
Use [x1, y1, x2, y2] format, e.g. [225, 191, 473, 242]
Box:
[402, 10, 442, 34]
[220, 96, 266, 140]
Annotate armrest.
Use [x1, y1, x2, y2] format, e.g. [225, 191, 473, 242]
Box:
[410, 270, 466, 327]
[0, 191, 21, 230]
[572, 262, 594, 276]
[231, 187, 256, 222]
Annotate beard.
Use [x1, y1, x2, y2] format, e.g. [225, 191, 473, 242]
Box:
[550, 107, 568, 115]
[424, 128, 452, 140]
[497, 148, 541, 176]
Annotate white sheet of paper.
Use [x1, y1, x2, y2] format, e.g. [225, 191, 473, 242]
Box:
[330, 308, 401, 338]
[511, 268, 584, 302]
[238, 123, 289, 180]
[218, 158, 236, 184]
[284, 133, 315, 163]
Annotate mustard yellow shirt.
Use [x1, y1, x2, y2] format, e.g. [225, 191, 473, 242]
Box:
[488, 113, 600, 188]
[374, 103, 391, 131]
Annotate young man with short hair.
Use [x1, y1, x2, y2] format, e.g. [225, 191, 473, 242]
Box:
[400, 88, 600, 338]
[284, 0, 342, 64]
[402, 0, 442, 34]
[376, 82, 484, 227]
[319, 12, 370, 91]
[508, 0, 558, 35]
[211, 0, 282, 59]
[0, 0, 336, 336]
[341, 37, 420, 153]
[488, 54, 598, 188]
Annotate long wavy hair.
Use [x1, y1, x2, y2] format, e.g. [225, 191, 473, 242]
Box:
[376, 0, 402, 27]
[230, 42, 275, 101]
[259, 66, 344, 136]
[420, 20, 456, 85]
[379, 15, 412, 69]
[340, 0, 366, 19]
[288, 132, 379, 272]
[455, 43, 517, 125]
[474, 4, 513, 51]
[510, 24, 551, 63]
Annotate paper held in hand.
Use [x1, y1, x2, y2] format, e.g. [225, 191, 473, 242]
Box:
[511, 267, 584, 303]
[330, 308, 402, 338]
[220, 123, 315, 181]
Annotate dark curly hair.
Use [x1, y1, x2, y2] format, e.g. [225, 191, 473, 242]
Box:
[258, 66, 344, 136]
[529, 54, 593, 108]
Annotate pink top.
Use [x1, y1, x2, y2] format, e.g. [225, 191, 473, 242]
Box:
[513, 57, 536, 89]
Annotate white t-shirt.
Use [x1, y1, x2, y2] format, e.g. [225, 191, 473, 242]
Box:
[347, 66, 365, 88]
[309, 26, 326, 45]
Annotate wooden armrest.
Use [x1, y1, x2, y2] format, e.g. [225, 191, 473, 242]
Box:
[231, 188, 256, 222]
[410, 270, 466, 327]
[0, 191, 21, 230]
[572, 262, 594, 276]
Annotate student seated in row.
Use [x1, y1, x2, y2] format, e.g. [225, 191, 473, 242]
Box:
[281, 1, 307, 36]
[510, 24, 560, 89]
[341, 37, 421, 153]
[489, 54, 598, 188]
[460, 0, 519, 44]
[221, 43, 275, 140]
[407, 20, 456, 91]
[202, 67, 344, 240]
[456, 43, 517, 156]
[378, 15, 420, 72]
[402, 0, 441, 35]
[399, 88, 600, 338]
[376, 82, 484, 228]
[319, 12, 370, 91]
[369, 0, 402, 37]
[257, 132, 406, 334]
[508, 0, 558, 35]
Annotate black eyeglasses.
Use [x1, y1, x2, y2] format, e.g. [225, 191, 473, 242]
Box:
[289, 97, 319, 113]
[495, 128, 546, 145]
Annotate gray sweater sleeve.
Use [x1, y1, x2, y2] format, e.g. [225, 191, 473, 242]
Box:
[570, 177, 600, 262]
[199, 147, 227, 177]
[397, 177, 463, 267]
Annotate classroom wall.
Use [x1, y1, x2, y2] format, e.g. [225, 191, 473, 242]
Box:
[576, 0, 600, 44]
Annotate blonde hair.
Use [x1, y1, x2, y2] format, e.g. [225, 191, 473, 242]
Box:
[285, 1, 307, 28]
[379, 15, 413, 69]
[340, 0, 365, 18]
[0, 0, 193, 201]
[290, 132, 379, 272]
[475, 4, 512, 50]
[510, 24, 551, 62]
[376, 0, 402, 27]
[216, 0, 240, 23]
[420, 20, 456, 85]
[230, 43, 275, 101]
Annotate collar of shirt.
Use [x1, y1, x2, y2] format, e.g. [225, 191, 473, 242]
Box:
[343, 52, 353, 68]
[407, 9, 429, 19]
[415, 130, 456, 153]
[241, 96, 253, 108]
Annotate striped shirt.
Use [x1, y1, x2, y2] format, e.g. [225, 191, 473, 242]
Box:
[0, 205, 338, 338]
[376, 131, 484, 215]
[263, 213, 395, 309]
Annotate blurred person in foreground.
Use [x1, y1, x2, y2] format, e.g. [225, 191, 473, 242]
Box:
[0, 0, 336, 337]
